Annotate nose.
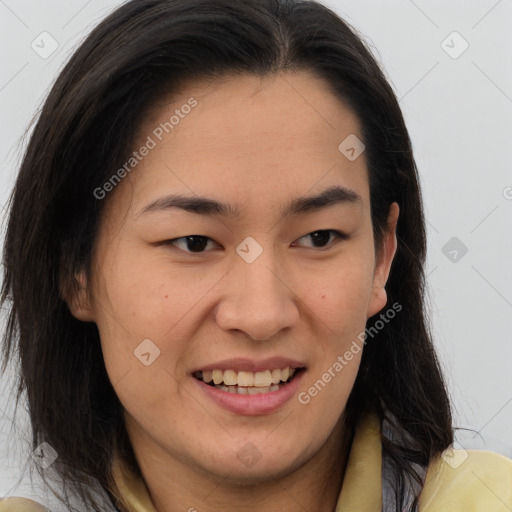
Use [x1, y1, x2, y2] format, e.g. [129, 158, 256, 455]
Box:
[215, 245, 300, 341]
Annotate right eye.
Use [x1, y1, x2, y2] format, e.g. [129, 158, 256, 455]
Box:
[163, 235, 220, 253]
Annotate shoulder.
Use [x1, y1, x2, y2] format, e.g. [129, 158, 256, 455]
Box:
[420, 448, 512, 511]
[0, 497, 50, 512]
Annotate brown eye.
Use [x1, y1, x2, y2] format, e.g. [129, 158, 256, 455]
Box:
[166, 235, 218, 253]
[292, 230, 347, 249]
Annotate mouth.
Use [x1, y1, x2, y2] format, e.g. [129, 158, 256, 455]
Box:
[193, 367, 305, 395]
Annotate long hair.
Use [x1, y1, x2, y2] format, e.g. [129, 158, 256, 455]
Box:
[1, 1, 453, 510]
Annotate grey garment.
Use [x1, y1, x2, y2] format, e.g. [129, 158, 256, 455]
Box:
[381, 417, 427, 512]
[7, 463, 119, 512]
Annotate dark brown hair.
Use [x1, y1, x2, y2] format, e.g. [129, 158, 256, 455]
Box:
[1, 0, 452, 510]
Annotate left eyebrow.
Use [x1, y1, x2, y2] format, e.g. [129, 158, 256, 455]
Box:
[136, 185, 362, 219]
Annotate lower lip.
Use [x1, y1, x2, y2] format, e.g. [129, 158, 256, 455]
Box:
[193, 370, 305, 416]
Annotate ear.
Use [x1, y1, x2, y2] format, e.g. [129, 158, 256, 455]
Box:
[60, 270, 96, 322]
[366, 202, 399, 319]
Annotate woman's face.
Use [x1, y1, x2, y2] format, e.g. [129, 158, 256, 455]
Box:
[70, 71, 398, 484]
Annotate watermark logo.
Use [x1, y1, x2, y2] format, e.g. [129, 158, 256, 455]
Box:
[236, 237, 263, 264]
[31, 442, 58, 469]
[441, 31, 469, 60]
[442, 236, 468, 263]
[134, 338, 161, 366]
[442, 442, 469, 469]
[31, 32, 58, 59]
[338, 134, 365, 161]
[237, 442, 263, 468]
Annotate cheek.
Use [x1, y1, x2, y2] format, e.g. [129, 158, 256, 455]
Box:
[92, 248, 225, 379]
[97, 246, 212, 330]
[302, 254, 375, 334]
[297, 248, 373, 407]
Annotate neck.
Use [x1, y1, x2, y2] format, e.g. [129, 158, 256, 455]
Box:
[127, 415, 353, 512]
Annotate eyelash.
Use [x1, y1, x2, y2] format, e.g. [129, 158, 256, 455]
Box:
[163, 230, 348, 254]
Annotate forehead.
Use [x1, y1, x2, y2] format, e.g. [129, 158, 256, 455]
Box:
[143, 70, 363, 150]
[111, 71, 369, 220]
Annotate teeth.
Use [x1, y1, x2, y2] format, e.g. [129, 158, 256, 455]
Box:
[247, 386, 271, 395]
[253, 370, 272, 387]
[223, 369, 237, 386]
[212, 370, 224, 385]
[196, 367, 298, 387]
[209, 384, 278, 394]
[237, 371, 254, 387]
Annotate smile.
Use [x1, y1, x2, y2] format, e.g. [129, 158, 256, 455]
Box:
[193, 367, 302, 394]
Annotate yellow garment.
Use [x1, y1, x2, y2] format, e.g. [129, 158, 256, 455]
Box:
[0, 497, 49, 511]
[2, 413, 512, 511]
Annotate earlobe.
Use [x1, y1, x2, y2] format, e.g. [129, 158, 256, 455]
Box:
[60, 270, 96, 322]
[366, 202, 399, 319]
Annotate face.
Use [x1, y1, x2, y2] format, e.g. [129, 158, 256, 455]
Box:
[69, 71, 398, 484]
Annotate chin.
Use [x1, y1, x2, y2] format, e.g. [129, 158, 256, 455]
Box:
[200, 440, 309, 483]
[218, 459, 301, 487]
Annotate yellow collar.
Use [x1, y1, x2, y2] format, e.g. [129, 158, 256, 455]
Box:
[110, 412, 383, 512]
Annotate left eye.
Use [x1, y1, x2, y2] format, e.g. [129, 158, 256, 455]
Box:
[292, 230, 347, 249]
[165, 230, 346, 254]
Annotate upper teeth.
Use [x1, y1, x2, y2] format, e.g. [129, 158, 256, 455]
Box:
[196, 368, 295, 387]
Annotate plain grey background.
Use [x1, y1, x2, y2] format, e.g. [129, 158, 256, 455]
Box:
[1, 0, 511, 506]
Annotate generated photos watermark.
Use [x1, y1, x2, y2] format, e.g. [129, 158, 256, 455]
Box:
[298, 301, 402, 404]
[93, 97, 198, 200]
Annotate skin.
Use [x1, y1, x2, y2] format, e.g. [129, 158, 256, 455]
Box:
[67, 71, 399, 512]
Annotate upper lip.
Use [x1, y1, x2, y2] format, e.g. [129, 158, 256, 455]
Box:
[192, 357, 306, 373]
